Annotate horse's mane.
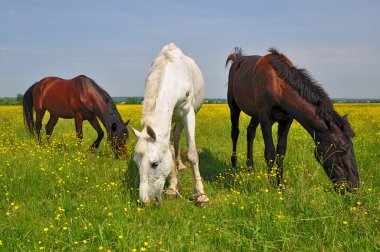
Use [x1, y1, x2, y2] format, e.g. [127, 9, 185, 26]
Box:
[141, 43, 180, 125]
[81, 75, 124, 135]
[268, 48, 355, 138]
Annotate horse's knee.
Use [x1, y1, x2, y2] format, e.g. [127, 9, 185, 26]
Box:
[247, 126, 256, 140]
[35, 122, 42, 131]
[98, 130, 104, 139]
[231, 127, 239, 139]
[187, 149, 198, 165]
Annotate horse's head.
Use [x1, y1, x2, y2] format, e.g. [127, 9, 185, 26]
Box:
[315, 120, 359, 191]
[131, 125, 174, 204]
[109, 119, 130, 158]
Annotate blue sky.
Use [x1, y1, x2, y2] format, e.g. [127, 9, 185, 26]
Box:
[0, 0, 379, 98]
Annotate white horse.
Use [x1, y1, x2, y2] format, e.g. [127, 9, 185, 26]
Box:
[131, 43, 209, 205]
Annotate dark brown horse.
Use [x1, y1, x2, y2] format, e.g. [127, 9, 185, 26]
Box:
[226, 48, 359, 190]
[23, 75, 129, 158]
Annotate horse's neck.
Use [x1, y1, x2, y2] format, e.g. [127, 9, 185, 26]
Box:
[280, 94, 330, 139]
[146, 83, 179, 142]
[94, 99, 118, 133]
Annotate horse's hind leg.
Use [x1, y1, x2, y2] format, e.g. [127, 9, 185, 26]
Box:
[88, 116, 104, 149]
[228, 102, 241, 168]
[260, 115, 276, 179]
[45, 115, 59, 142]
[173, 122, 186, 171]
[35, 108, 46, 144]
[246, 117, 259, 171]
[275, 116, 293, 186]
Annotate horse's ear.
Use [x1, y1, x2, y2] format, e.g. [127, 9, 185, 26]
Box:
[146, 125, 156, 141]
[131, 126, 141, 140]
[125, 119, 130, 127]
[111, 123, 117, 132]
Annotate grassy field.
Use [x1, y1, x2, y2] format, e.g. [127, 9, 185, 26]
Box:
[0, 104, 379, 251]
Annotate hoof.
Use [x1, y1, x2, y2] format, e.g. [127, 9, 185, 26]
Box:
[190, 194, 210, 207]
[177, 163, 187, 172]
[278, 183, 286, 191]
[164, 188, 181, 200]
[246, 160, 255, 172]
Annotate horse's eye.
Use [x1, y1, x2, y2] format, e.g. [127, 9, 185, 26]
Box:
[151, 162, 159, 168]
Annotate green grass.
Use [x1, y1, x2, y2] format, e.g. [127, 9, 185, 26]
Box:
[0, 104, 379, 251]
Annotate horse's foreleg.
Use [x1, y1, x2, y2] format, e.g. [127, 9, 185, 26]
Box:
[173, 123, 186, 171]
[260, 116, 276, 179]
[35, 109, 46, 144]
[183, 109, 209, 205]
[88, 117, 104, 149]
[45, 115, 59, 142]
[275, 117, 293, 186]
[229, 103, 241, 168]
[246, 117, 259, 171]
[165, 145, 181, 199]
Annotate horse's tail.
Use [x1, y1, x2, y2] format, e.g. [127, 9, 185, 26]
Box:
[23, 83, 37, 136]
[225, 47, 244, 68]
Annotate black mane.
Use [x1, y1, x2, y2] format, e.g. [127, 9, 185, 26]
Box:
[80, 75, 125, 137]
[268, 48, 355, 138]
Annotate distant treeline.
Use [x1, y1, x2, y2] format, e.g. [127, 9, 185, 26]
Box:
[113, 97, 143, 104]
[1, 95, 379, 105]
[113, 97, 231, 104]
[0, 94, 23, 105]
[332, 98, 380, 103]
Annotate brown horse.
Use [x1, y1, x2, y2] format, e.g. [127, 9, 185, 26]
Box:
[226, 48, 359, 190]
[23, 75, 129, 158]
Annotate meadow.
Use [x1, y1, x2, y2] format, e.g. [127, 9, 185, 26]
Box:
[0, 103, 379, 251]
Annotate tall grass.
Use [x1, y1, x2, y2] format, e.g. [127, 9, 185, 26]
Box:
[0, 104, 379, 251]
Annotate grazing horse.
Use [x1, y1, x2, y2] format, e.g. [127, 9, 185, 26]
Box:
[23, 75, 129, 157]
[226, 48, 359, 190]
[131, 43, 209, 205]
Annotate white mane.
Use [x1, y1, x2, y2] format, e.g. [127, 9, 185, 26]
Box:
[141, 43, 183, 125]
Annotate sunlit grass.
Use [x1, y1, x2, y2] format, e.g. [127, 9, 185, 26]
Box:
[0, 104, 379, 251]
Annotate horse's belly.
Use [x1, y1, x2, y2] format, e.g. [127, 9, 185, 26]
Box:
[43, 99, 75, 118]
[234, 91, 258, 117]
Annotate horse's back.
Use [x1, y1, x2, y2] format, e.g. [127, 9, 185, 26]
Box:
[185, 56, 204, 112]
[228, 50, 297, 117]
[33, 75, 95, 118]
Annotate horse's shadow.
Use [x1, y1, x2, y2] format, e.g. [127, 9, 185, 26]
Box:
[198, 148, 229, 181]
[122, 158, 140, 201]
[199, 148, 248, 190]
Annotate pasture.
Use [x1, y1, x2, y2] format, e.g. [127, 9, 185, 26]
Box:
[0, 104, 379, 251]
